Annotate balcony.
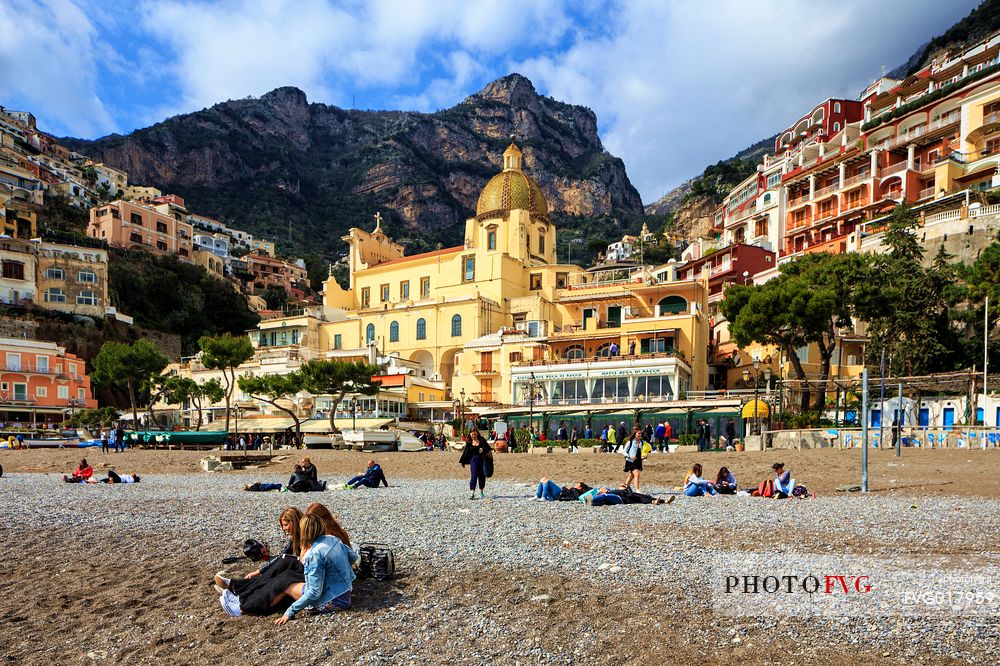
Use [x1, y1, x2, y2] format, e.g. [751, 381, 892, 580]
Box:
[814, 208, 837, 222]
[841, 197, 870, 213]
[812, 183, 838, 200]
[513, 349, 682, 368]
[787, 193, 810, 208]
[841, 173, 871, 189]
[879, 161, 908, 178]
[917, 186, 936, 200]
[471, 392, 498, 405]
[472, 365, 499, 377]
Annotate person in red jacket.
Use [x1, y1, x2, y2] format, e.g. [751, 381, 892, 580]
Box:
[63, 458, 94, 483]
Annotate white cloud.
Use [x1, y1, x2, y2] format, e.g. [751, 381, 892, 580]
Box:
[0, 0, 116, 137]
[517, 0, 982, 201]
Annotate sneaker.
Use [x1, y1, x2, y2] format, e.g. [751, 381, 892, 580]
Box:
[480, 491, 485, 499]
[341, 483, 350, 490]
[469, 492, 476, 499]
[214, 573, 230, 590]
[666, 495, 676, 504]
[583, 495, 593, 507]
[219, 590, 242, 617]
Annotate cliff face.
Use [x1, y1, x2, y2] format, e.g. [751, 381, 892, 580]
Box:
[63, 75, 643, 257]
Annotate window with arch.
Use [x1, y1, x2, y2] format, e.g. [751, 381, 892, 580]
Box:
[563, 345, 585, 360]
[658, 295, 687, 315]
[833, 102, 841, 113]
[365, 323, 375, 344]
[596, 342, 613, 357]
[833, 122, 841, 132]
[763, 193, 771, 205]
[389, 321, 399, 342]
[451, 314, 462, 337]
[416, 318, 426, 340]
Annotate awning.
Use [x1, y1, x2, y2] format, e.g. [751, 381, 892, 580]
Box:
[300, 418, 393, 433]
[741, 399, 770, 419]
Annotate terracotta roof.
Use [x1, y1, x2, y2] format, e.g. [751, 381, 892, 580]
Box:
[369, 245, 463, 269]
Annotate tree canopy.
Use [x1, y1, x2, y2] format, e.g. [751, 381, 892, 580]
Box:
[299, 359, 381, 432]
[199, 334, 255, 434]
[91, 339, 169, 425]
[238, 372, 306, 447]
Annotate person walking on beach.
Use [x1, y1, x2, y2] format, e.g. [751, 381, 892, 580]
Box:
[615, 421, 627, 453]
[459, 427, 492, 499]
[569, 426, 579, 452]
[115, 423, 125, 452]
[654, 421, 666, 452]
[623, 427, 643, 490]
[101, 429, 109, 454]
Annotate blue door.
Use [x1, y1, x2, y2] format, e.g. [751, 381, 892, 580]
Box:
[976, 407, 984, 425]
[871, 409, 881, 428]
[996, 406, 1000, 428]
[943, 408, 955, 430]
[918, 408, 930, 427]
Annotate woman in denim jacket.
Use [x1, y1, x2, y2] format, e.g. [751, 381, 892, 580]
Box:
[273, 514, 359, 625]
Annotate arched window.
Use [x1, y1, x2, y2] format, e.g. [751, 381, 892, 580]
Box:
[596, 342, 613, 357]
[416, 318, 426, 340]
[833, 102, 841, 113]
[389, 321, 399, 342]
[365, 323, 375, 344]
[763, 193, 771, 204]
[658, 295, 687, 316]
[833, 122, 841, 132]
[451, 314, 462, 337]
[563, 345, 585, 360]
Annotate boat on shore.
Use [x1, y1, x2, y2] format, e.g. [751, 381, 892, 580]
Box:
[342, 429, 425, 452]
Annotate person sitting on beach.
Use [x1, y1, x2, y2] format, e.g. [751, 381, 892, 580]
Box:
[534, 478, 591, 501]
[683, 463, 718, 497]
[287, 465, 312, 493]
[714, 466, 737, 495]
[244, 482, 283, 492]
[343, 460, 388, 489]
[300, 457, 318, 484]
[271, 513, 360, 625]
[63, 458, 94, 483]
[217, 508, 307, 616]
[772, 462, 794, 499]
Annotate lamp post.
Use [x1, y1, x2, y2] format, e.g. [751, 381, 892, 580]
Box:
[460, 388, 466, 437]
[742, 359, 772, 435]
[527, 371, 537, 437]
[349, 397, 358, 431]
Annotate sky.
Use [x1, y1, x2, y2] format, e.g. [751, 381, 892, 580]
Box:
[0, 0, 983, 203]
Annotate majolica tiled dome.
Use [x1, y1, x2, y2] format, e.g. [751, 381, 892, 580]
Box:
[476, 142, 549, 220]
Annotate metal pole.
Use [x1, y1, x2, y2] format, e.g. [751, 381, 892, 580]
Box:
[879, 349, 886, 449]
[896, 382, 903, 458]
[861, 368, 869, 493]
[753, 370, 760, 435]
[984, 296, 990, 429]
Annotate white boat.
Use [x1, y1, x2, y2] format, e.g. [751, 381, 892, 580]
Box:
[342, 429, 425, 452]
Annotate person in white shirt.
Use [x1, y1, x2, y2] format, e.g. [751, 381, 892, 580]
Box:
[683, 463, 718, 497]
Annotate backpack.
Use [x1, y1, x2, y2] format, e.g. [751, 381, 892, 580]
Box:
[752, 479, 774, 498]
[641, 442, 652, 459]
[792, 485, 809, 498]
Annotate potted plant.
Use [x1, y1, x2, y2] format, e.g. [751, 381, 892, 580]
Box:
[735, 439, 745, 452]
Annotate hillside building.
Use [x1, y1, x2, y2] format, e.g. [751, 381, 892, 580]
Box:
[0, 336, 96, 426]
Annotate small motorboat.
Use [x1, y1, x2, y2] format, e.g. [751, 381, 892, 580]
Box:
[342, 429, 425, 452]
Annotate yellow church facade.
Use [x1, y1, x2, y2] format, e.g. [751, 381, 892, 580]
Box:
[316, 142, 710, 414]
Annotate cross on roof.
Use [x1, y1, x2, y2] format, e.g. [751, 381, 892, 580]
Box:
[373, 211, 383, 231]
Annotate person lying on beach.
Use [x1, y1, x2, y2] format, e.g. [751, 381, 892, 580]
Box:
[63, 458, 93, 483]
[683, 464, 718, 497]
[273, 513, 360, 625]
[88, 470, 140, 484]
[579, 487, 623, 506]
[534, 478, 590, 501]
[606, 484, 671, 505]
[343, 460, 388, 489]
[244, 482, 283, 492]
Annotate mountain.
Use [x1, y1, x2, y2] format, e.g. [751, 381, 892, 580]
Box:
[646, 0, 1000, 241]
[61, 75, 644, 261]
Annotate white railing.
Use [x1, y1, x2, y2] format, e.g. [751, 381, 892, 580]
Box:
[970, 204, 1000, 218]
[985, 111, 1000, 125]
[812, 183, 838, 199]
[841, 173, 870, 189]
[925, 209, 961, 224]
[917, 186, 935, 200]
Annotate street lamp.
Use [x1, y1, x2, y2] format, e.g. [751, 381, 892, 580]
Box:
[459, 388, 466, 436]
[527, 372, 537, 438]
[742, 359, 772, 435]
[349, 397, 358, 431]
[453, 398, 463, 438]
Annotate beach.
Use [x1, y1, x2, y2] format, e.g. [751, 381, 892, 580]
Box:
[2, 448, 998, 665]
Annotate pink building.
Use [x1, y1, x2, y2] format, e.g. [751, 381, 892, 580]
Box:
[1, 337, 96, 426]
[88, 200, 193, 262]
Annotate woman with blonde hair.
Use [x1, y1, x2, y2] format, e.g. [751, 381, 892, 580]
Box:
[683, 463, 718, 497]
[273, 513, 360, 625]
[305, 502, 352, 546]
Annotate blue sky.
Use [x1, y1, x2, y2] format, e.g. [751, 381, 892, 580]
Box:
[0, 0, 982, 202]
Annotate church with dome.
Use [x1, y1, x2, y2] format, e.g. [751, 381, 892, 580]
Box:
[315, 141, 710, 420]
[165, 141, 714, 434]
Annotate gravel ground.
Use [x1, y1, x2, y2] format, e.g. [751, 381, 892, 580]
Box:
[2, 473, 999, 665]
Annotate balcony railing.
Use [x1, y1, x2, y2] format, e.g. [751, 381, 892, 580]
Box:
[841, 197, 870, 213]
[879, 161, 908, 178]
[512, 350, 682, 368]
[917, 186, 936, 200]
[840, 173, 871, 189]
[812, 183, 838, 199]
[472, 365, 499, 376]
[985, 111, 1000, 125]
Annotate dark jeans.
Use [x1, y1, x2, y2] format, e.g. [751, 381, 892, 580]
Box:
[101, 440, 109, 454]
[469, 456, 486, 490]
[246, 482, 282, 492]
[348, 475, 378, 489]
[591, 493, 623, 506]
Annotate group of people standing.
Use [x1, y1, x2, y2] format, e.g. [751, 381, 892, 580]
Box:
[98, 424, 128, 453]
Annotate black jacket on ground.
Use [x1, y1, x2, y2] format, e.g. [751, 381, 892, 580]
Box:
[231, 555, 304, 615]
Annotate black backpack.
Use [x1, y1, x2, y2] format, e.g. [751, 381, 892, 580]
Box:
[357, 543, 396, 580]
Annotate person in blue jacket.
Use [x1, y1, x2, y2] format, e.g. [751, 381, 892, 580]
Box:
[344, 460, 388, 489]
[273, 513, 359, 625]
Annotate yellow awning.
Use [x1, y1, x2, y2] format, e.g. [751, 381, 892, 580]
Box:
[741, 399, 769, 419]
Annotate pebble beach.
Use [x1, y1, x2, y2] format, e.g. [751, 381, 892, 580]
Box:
[2, 448, 999, 664]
